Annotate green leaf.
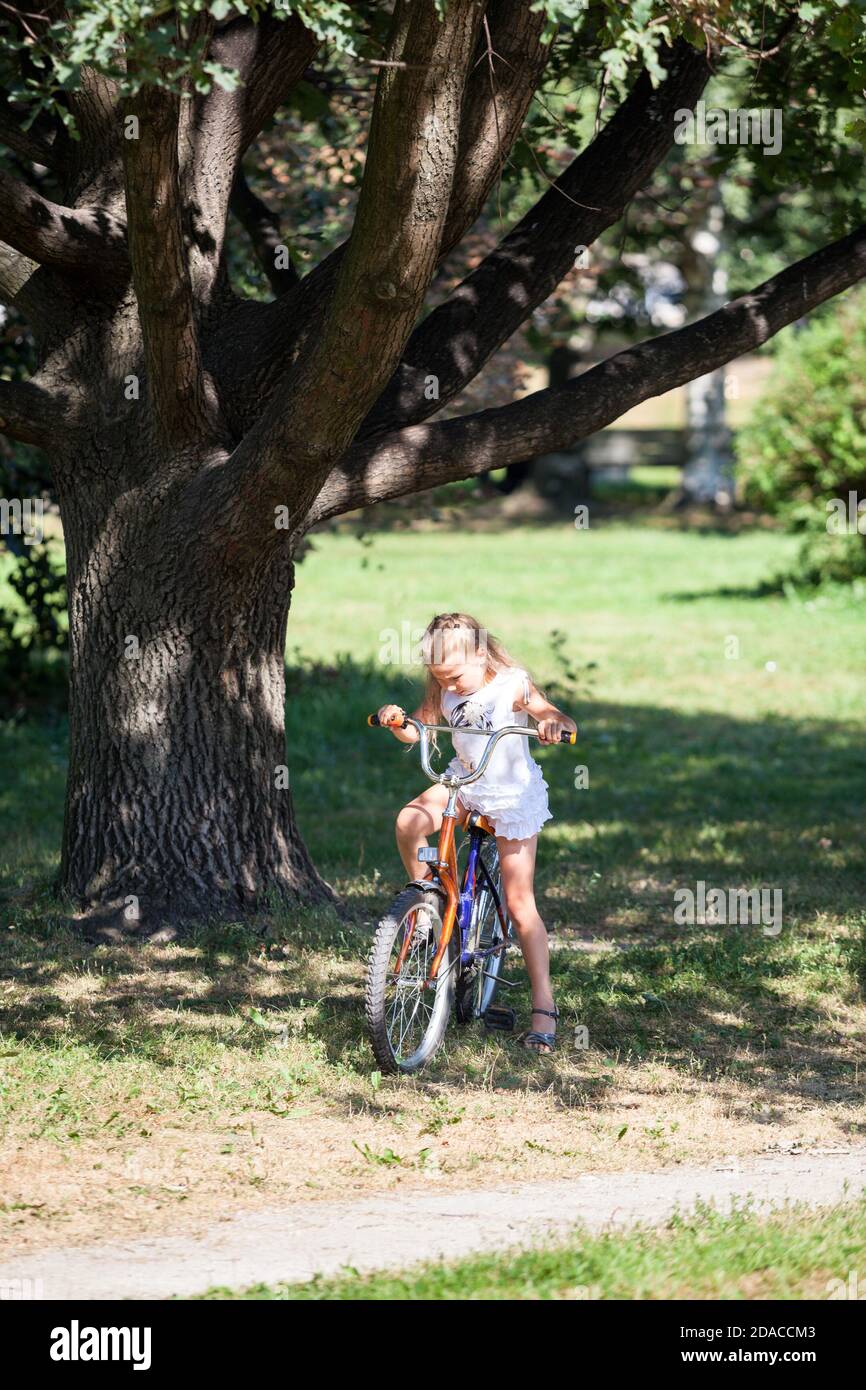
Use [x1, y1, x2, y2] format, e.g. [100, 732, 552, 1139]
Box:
[600, 46, 628, 82]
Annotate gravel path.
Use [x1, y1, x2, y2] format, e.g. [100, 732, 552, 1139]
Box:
[2, 1148, 863, 1300]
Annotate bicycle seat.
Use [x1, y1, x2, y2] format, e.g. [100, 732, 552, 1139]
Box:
[459, 808, 496, 836]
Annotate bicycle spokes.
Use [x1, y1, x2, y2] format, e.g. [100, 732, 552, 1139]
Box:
[386, 908, 440, 1058]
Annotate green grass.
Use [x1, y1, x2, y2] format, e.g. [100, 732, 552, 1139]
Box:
[289, 522, 866, 922]
[290, 519, 865, 715]
[2, 521, 865, 1077]
[0, 519, 864, 1252]
[197, 1196, 866, 1300]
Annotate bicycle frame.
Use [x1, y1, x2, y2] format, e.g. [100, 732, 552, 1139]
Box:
[387, 717, 539, 989]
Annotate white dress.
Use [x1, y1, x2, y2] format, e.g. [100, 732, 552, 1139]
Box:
[440, 667, 552, 841]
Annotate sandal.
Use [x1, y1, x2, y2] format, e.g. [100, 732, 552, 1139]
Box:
[523, 1005, 560, 1054]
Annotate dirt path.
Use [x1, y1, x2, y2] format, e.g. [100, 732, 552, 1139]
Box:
[2, 1148, 863, 1299]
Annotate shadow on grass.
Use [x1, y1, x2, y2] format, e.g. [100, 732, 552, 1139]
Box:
[666, 579, 785, 601]
[328, 485, 778, 540]
[1, 656, 864, 1121]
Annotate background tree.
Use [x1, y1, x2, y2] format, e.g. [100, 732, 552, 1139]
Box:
[1, 0, 865, 934]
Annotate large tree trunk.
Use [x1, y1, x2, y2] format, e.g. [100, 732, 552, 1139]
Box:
[56, 444, 331, 935]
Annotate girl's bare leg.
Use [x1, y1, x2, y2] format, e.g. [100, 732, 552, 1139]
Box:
[496, 833, 556, 1051]
[395, 785, 467, 880]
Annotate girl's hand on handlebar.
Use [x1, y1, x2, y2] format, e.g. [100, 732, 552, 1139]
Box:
[377, 703, 406, 726]
[537, 716, 577, 745]
[376, 704, 419, 743]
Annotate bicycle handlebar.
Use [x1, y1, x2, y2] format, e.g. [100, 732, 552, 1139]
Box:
[367, 712, 577, 788]
[367, 712, 576, 743]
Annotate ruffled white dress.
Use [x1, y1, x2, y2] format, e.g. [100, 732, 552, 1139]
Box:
[441, 667, 552, 841]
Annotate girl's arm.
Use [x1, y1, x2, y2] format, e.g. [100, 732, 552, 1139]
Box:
[376, 699, 430, 744]
[514, 676, 577, 745]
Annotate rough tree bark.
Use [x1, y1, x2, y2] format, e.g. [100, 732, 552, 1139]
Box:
[58, 447, 317, 928]
[1, 6, 864, 936]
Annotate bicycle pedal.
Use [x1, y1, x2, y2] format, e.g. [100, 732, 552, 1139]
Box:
[482, 1004, 516, 1032]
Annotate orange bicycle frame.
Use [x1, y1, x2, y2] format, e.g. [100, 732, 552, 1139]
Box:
[394, 802, 497, 985]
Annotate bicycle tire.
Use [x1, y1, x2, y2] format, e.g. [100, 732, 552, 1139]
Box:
[365, 885, 458, 1074]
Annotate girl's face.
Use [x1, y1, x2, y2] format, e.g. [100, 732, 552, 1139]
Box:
[429, 643, 489, 696]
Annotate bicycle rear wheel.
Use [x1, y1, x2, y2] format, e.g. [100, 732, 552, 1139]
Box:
[456, 836, 510, 1024]
[365, 885, 458, 1074]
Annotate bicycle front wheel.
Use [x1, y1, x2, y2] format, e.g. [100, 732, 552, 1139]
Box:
[365, 886, 458, 1074]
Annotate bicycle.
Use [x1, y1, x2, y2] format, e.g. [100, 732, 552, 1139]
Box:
[364, 712, 576, 1074]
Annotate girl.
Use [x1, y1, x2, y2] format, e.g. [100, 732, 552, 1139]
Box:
[377, 612, 577, 1055]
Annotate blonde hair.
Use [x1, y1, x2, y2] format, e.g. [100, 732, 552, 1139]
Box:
[419, 612, 541, 725]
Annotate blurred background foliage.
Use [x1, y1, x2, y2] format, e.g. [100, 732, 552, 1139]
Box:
[738, 288, 866, 586]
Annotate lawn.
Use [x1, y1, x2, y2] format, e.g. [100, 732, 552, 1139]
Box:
[1, 515, 864, 1264]
[199, 1196, 866, 1301]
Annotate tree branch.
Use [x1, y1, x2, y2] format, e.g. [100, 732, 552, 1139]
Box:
[182, 12, 319, 304]
[212, 0, 547, 433]
[122, 82, 216, 449]
[219, 0, 486, 536]
[230, 166, 298, 296]
[0, 96, 57, 168]
[0, 166, 127, 275]
[0, 376, 67, 447]
[0, 237, 37, 301]
[62, 66, 125, 206]
[307, 224, 866, 524]
[359, 37, 712, 437]
[235, 13, 321, 155]
[440, 0, 552, 258]
[0, 239, 53, 336]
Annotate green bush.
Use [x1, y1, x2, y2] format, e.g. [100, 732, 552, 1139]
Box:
[736, 291, 866, 584]
[0, 542, 68, 712]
